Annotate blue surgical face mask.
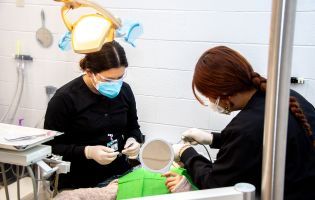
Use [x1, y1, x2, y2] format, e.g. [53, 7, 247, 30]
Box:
[93, 74, 123, 99]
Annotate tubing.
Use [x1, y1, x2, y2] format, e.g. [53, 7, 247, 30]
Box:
[27, 166, 38, 200]
[9, 65, 25, 124]
[0, 59, 26, 124]
[0, 61, 21, 123]
[16, 166, 21, 200]
[0, 163, 10, 200]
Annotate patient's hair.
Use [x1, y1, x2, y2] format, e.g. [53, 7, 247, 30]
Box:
[192, 45, 314, 146]
[79, 40, 128, 73]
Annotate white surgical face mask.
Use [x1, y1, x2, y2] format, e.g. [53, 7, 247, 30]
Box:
[208, 97, 231, 115]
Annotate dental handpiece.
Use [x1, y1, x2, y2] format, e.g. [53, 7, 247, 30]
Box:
[181, 136, 198, 144]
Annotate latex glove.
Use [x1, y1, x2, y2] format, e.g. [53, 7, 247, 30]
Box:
[162, 171, 183, 192]
[172, 143, 191, 162]
[162, 172, 193, 193]
[121, 137, 140, 159]
[182, 128, 213, 145]
[85, 145, 119, 165]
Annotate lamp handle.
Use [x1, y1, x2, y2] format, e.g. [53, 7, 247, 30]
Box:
[61, 5, 73, 31]
[60, 0, 121, 31]
[77, 0, 121, 28]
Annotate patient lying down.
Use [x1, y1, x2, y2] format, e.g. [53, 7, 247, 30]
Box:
[54, 165, 197, 200]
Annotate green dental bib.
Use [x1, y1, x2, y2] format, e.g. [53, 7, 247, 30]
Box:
[117, 167, 197, 199]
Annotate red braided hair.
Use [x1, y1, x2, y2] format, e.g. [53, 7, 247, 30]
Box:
[192, 46, 314, 147]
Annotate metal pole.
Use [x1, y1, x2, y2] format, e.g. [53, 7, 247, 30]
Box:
[0, 163, 10, 200]
[27, 166, 38, 200]
[261, 0, 297, 199]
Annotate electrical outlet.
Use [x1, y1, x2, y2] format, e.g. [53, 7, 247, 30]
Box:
[16, 0, 25, 7]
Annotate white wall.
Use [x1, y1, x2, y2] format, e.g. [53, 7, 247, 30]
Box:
[0, 0, 314, 148]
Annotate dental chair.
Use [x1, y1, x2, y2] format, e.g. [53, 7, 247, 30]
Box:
[135, 139, 256, 200]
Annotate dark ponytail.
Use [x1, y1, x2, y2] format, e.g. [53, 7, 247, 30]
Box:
[79, 57, 88, 71]
[79, 40, 128, 73]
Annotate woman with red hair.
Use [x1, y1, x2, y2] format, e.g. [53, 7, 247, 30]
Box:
[174, 46, 315, 200]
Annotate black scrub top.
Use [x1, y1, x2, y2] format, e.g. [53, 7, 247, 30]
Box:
[44, 76, 143, 189]
[181, 90, 315, 200]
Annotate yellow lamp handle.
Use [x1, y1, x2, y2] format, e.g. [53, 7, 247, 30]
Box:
[77, 0, 121, 28]
[61, 5, 73, 31]
[60, 0, 121, 31]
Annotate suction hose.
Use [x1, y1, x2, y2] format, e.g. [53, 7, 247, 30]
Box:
[0, 59, 25, 124]
[8, 64, 25, 124]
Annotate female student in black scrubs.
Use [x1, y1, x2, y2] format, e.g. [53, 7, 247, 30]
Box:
[44, 41, 143, 189]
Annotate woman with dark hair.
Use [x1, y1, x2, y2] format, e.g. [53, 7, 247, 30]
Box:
[174, 46, 315, 199]
[44, 41, 143, 189]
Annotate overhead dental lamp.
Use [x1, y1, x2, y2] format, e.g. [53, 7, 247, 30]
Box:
[54, 0, 122, 53]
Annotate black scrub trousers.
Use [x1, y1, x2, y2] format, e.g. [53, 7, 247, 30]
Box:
[181, 90, 315, 200]
[44, 76, 143, 189]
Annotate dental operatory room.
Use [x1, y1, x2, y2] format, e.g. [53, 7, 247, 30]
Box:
[1, 0, 315, 200]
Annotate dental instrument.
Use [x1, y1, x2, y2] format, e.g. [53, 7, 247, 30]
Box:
[116, 142, 133, 157]
[181, 135, 212, 162]
[139, 139, 174, 174]
[4, 133, 50, 142]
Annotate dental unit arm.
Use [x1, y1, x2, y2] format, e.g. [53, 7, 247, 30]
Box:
[35, 155, 71, 197]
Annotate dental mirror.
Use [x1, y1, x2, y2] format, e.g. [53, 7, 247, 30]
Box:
[139, 139, 174, 173]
